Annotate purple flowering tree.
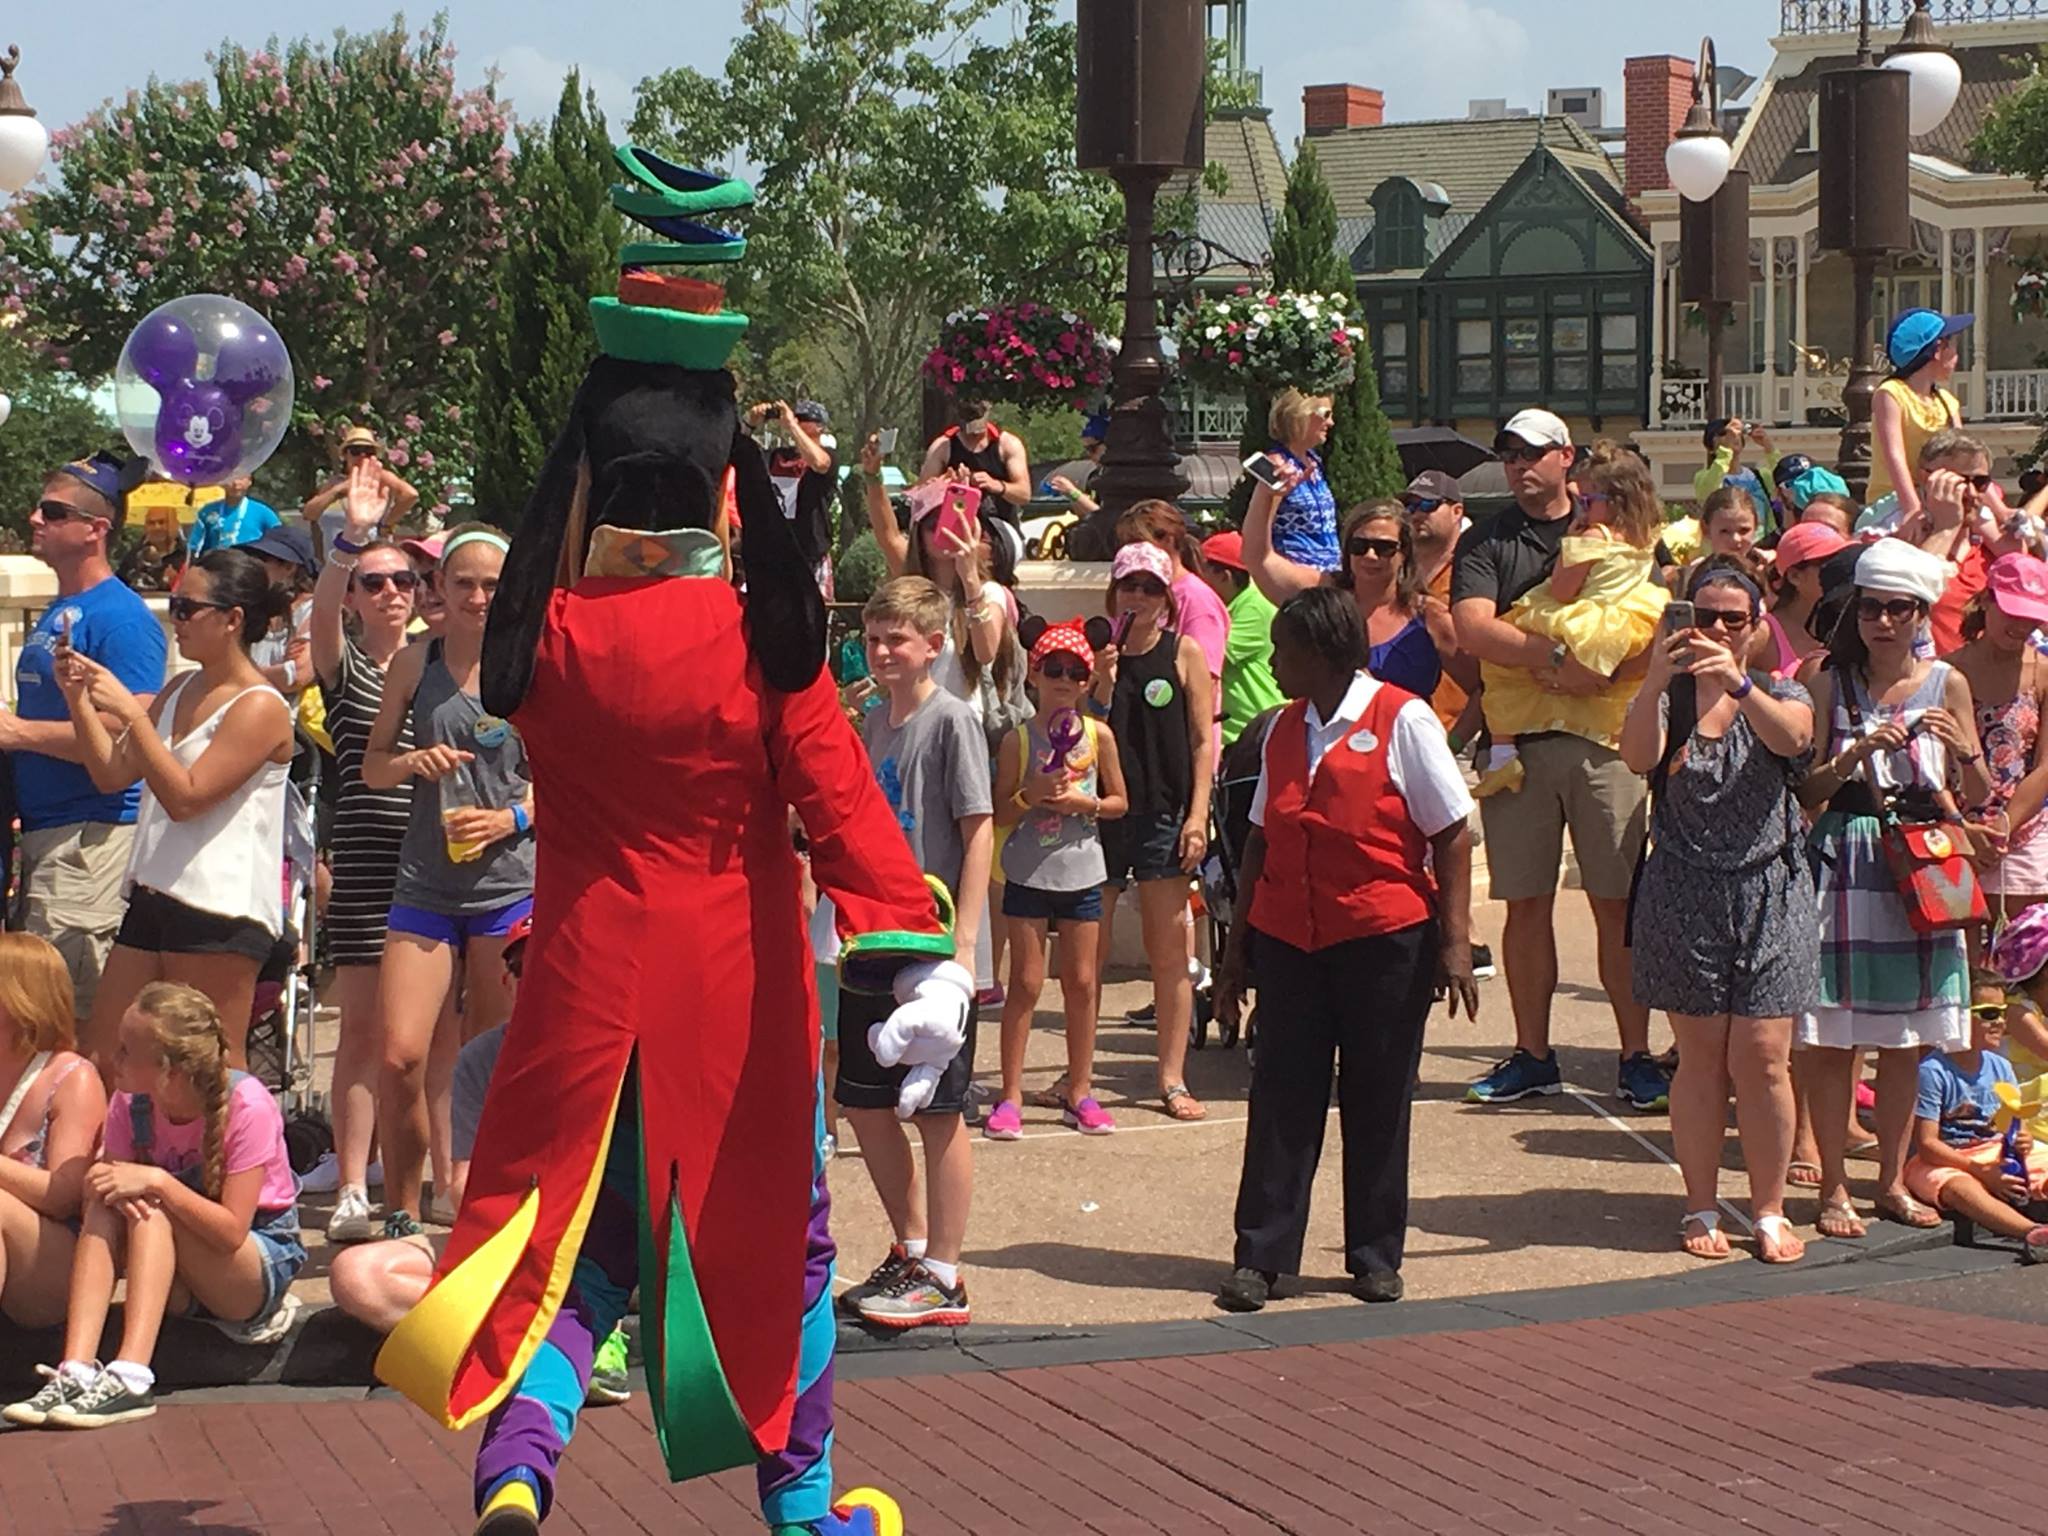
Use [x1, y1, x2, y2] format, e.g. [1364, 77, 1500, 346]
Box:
[0, 18, 513, 513]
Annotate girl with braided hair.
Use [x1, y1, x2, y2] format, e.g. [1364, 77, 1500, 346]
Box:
[2, 982, 305, 1431]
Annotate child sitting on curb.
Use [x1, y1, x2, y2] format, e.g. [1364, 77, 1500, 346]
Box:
[1903, 972, 2048, 1261]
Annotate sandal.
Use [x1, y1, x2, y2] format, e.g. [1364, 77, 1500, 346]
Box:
[1028, 1076, 1071, 1110]
[1160, 1084, 1207, 1122]
[1874, 1192, 1943, 1229]
[1680, 1210, 1731, 1260]
[1786, 1161, 1823, 1189]
[1753, 1214, 1805, 1265]
[1844, 1135, 1882, 1160]
[1817, 1200, 1867, 1240]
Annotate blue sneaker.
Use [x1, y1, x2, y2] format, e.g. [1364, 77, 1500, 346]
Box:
[1617, 1052, 1671, 1113]
[1465, 1048, 1561, 1104]
[776, 1488, 903, 1535]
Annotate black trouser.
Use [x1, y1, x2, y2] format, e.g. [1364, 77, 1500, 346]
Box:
[1231, 919, 1438, 1280]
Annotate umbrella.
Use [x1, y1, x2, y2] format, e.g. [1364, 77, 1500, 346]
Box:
[1392, 427, 1496, 481]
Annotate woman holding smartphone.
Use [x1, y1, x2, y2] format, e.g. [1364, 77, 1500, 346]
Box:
[1245, 389, 1339, 573]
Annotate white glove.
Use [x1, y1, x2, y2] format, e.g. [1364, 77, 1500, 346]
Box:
[869, 959, 973, 1119]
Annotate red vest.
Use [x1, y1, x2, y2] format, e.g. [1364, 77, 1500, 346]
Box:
[1249, 683, 1437, 952]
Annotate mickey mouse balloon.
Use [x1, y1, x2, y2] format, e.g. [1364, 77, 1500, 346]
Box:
[114, 295, 294, 486]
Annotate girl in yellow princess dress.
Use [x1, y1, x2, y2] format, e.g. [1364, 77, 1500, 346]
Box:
[1478, 453, 1669, 795]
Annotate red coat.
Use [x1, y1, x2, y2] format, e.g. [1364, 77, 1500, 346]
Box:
[377, 575, 945, 1463]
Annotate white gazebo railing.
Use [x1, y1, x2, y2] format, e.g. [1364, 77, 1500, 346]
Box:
[1656, 368, 2048, 429]
[1186, 389, 1250, 443]
[1657, 376, 1766, 429]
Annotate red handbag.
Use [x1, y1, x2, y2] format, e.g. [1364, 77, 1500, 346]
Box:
[1843, 677, 1986, 936]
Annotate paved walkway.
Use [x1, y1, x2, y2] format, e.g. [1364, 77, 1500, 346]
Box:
[9, 1254, 2044, 1535]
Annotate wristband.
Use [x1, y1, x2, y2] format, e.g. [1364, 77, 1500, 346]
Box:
[331, 534, 366, 555]
[1730, 675, 1754, 701]
[282, 660, 298, 689]
[512, 803, 531, 835]
[1011, 788, 1033, 812]
[327, 548, 360, 571]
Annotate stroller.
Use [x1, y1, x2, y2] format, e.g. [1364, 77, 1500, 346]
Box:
[1192, 707, 1281, 1051]
[244, 727, 330, 1173]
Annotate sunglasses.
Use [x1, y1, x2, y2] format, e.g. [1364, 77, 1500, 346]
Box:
[345, 445, 378, 458]
[1402, 497, 1446, 515]
[1116, 577, 1167, 597]
[354, 569, 421, 594]
[1971, 1002, 2008, 1021]
[1964, 473, 1996, 493]
[1346, 536, 1402, 560]
[167, 594, 236, 621]
[1309, 406, 1334, 421]
[35, 499, 96, 525]
[1035, 656, 1090, 682]
[1498, 444, 1559, 465]
[1857, 596, 1924, 624]
[1693, 607, 1752, 632]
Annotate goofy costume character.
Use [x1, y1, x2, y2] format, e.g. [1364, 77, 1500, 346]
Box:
[374, 148, 964, 1536]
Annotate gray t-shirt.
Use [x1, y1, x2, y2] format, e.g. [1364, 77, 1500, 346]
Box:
[863, 687, 993, 901]
[1000, 717, 1108, 893]
[450, 1023, 505, 1162]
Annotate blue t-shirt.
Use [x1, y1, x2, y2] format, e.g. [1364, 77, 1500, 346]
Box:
[1268, 447, 1340, 572]
[187, 496, 280, 556]
[14, 576, 169, 829]
[1914, 1048, 2017, 1149]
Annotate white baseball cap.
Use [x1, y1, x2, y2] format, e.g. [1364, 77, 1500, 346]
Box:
[1494, 409, 1572, 452]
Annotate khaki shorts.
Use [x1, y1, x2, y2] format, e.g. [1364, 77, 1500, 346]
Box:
[1478, 734, 1646, 903]
[14, 821, 135, 1020]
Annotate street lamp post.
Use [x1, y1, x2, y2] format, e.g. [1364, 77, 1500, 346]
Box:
[0, 45, 50, 196]
[1820, 0, 1961, 502]
[1670, 38, 1746, 423]
[1070, 0, 1205, 560]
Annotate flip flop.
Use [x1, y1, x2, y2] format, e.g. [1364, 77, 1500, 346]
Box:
[1817, 1200, 1867, 1240]
[1787, 1160, 1824, 1189]
[1679, 1210, 1731, 1260]
[1753, 1214, 1805, 1265]
[1028, 1076, 1071, 1110]
[1874, 1192, 1943, 1229]
[1161, 1084, 1207, 1122]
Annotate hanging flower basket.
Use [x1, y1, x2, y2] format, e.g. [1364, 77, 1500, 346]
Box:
[922, 303, 1114, 411]
[2013, 255, 2048, 324]
[1169, 287, 1364, 394]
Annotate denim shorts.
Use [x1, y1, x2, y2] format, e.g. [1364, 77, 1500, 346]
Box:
[386, 895, 533, 951]
[185, 1205, 306, 1325]
[1002, 881, 1104, 925]
[1103, 810, 1188, 887]
[118, 885, 276, 964]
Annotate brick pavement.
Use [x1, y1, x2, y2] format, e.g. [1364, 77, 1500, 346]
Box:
[6, 1287, 2046, 1535]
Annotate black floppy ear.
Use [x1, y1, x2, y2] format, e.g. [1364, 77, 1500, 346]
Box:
[482, 393, 589, 718]
[733, 432, 826, 692]
[1018, 614, 1049, 651]
[1083, 616, 1114, 653]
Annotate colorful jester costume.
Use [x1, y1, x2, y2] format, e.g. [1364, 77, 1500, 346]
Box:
[374, 148, 956, 1536]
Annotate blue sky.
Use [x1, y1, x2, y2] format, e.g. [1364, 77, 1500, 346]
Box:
[13, 1, 1788, 154]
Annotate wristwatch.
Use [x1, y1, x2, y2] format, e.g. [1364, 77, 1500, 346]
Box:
[1548, 641, 1568, 670]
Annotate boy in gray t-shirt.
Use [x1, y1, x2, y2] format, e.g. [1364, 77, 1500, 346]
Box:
[837, 576, 993, 1329]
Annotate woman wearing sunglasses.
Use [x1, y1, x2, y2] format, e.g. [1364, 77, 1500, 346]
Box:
[1798, 538, 1992, 1238]
[55, 549, 296, 1072]
[304, 459, 422, 1242]
[1245, 389, 1339, 573]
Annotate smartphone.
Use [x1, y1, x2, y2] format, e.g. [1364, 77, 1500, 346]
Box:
[878, 427, 900, 455]
[1112, 610, 1135, 648]
[1242, 453, 1286, 492]
[932, 486, 982, 552]
[1662, 601, 1695, 634]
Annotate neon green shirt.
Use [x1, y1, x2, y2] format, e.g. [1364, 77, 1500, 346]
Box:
[1220, 582, 1284, 746]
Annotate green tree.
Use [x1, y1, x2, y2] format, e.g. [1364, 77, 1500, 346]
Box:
[0, 18, 514, 513]
[472, 71, 620, 525]
[630, 0, 1120, 451]
[0, 323, 119, 544]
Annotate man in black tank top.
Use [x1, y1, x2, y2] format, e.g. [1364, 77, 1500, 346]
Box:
[920, 400, 1030, 529]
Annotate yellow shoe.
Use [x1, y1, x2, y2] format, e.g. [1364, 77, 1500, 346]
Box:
[1473, 756, 1524, 798]
[475, 1473, 540, 1536]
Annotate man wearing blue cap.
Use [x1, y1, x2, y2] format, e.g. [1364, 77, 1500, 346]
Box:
[0, 453, 168, 1024]
[1869, 307, 1970, 520]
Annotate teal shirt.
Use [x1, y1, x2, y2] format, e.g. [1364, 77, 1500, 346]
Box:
[1221, 581, 1283, 746]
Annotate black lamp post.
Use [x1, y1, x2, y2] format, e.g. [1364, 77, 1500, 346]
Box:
[1670, 38, 1748, 423]
[1820, 0, 1961, 502]
[1069, 0, 1205, 560]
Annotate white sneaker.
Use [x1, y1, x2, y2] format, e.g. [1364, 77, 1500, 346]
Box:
[299, 1151, 342, 1194]
[326, 1185, 376, 1243]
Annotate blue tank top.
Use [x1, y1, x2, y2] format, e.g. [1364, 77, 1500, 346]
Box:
[1368, 612, 1441, 699]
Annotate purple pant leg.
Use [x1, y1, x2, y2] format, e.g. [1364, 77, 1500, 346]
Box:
[756, 1159, 837, 1524]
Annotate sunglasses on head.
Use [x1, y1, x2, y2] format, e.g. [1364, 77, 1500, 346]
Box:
[167, 594, 236, 622]
[1346, 535, 1401, 560]
[354, 569, 420, 595]
[1035, 655, 1090, 681]
[1857, 595, 1924, 624]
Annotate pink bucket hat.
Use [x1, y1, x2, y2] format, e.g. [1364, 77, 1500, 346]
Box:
[1991, 904, 2048, 985]
[1988, 553, 2048, 627]
[1774, 521, 1849, 572]
[1110, 541, 1174, 586]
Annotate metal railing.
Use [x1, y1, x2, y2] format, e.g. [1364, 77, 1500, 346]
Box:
[1657, 366, 2048, 426]
[1188, 390, 1250, 442]
[1781, 0, 2043, 32]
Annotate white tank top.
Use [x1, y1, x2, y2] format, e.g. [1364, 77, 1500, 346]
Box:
[126, 674, 290, 934]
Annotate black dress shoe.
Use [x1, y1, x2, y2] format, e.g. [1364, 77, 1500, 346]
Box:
[1216, 1267, 1277, 1312]
[1350, 1271, 1403, 1304]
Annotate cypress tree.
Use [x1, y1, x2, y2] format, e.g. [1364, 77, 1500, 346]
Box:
[472, 72, 621, 525]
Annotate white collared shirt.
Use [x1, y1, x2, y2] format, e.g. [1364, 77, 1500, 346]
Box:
[1248, 671, 1473, 838]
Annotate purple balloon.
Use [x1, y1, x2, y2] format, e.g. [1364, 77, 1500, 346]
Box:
[211, 320, 289, 405]
[154, 383, 244, 486]
[124, 309, 198, 391]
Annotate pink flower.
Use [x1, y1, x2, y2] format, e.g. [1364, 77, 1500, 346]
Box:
[225, 219, 245, 238]
[334, 252, 359, 274]
[387, 448, 410, 467]
[271, 148, 294, 167]
[444, 404, 462, 422]
[409, 245, 428, 260]
[416, 452, 436, 471]
[1227, 350, 1243, 365]
[283, 255, 308, 280]
[403, 414, 423, 433]
[436, 329, 456, 347]
[312, 375, 332, 391]
[135, 261, 153, 278]
[218, 130, 239, 151]
[257, 279, 280, 299]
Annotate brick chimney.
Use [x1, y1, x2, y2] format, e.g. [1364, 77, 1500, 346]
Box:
[1624, 54, 1697, 202]
[1303, 84, 1385, 136]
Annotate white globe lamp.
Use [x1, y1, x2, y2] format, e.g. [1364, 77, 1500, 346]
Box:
[0, 46, 48, 196]
[1885, 1, 1964, 139]
[1666, 131, 1733, 204]
[0, 394, 11, 430]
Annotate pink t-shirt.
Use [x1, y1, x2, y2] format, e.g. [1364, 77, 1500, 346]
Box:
[104, 1074, 296, 1212]
[1172, 571, 1229, 683]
